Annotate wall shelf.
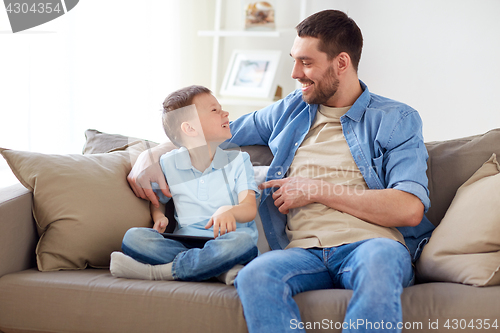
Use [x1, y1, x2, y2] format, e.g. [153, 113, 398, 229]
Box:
[199, 0, 307, 110]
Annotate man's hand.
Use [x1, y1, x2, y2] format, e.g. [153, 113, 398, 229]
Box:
[259, 177, 320, 214]
[153, 216, 169, 233]
[127, 149, 171, 208]
[205, 206, 237, 238]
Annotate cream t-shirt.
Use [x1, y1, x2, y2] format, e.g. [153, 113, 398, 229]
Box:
[285, 104, 405, 249]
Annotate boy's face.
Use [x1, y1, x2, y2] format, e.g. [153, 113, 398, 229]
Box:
[192, 93, 231, 143]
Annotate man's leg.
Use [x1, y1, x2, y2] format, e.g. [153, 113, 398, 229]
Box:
[336, 238, 414, 333]
[235, 248, 334, 333]
[172, 231, 258, 281]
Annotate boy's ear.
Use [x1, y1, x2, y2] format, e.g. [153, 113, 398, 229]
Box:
[180, 121, 198, 137]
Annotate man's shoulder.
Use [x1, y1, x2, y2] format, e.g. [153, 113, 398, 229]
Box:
[367, 92, 417, 117]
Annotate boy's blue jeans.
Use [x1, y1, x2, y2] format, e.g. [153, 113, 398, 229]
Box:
[121, 228, 258, 281]
[234, 238, 414, 333]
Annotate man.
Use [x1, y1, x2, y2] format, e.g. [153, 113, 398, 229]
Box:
[128, 10, 435, 333]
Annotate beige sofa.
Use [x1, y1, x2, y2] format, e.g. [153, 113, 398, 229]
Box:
[1, 129, 500, 333]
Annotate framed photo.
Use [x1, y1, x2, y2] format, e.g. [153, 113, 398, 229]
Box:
[220, 50, 281, 99]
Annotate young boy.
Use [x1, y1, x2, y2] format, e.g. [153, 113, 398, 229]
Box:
[110, 85, 259, 284]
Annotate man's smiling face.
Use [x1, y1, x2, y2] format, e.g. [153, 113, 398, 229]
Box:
[290, 36, 340, 106]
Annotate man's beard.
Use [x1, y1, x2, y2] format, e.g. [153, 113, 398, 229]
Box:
[301, 65, 339, 105]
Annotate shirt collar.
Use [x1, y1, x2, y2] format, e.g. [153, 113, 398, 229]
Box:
[343, 80, 370, 122]
[174, 146, 230, 171]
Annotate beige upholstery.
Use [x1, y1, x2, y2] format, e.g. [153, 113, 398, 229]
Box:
[1, 268, 499, 333]
[1, 128, 500, 333]
[0, 185, 37, 278]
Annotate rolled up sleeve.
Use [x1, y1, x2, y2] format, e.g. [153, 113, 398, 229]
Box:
[383, 110, 430, 212]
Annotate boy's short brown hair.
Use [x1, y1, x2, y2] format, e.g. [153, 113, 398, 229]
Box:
[162, 85, 212, 147]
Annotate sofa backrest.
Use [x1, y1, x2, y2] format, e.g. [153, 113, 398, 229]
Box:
[241, 128, 500, 228]
[424, 128, 500, 226]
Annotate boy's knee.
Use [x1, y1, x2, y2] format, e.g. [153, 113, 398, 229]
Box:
[122, 227, 152, 251]
[222, 232, 256, 250]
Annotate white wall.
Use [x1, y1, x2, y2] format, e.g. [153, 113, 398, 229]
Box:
[306, 0, 500, 142]
[0, 0, 214, 187]
[1, 0, 499, 187]
[218, 0, 500, 141]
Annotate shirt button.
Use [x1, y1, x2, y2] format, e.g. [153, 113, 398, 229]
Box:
[277, 171, 282, 176]
[294, 142, 298, 146]
[200, 179, 204, 183]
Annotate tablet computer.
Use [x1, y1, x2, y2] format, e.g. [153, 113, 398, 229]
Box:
[161, 233, 214, 245]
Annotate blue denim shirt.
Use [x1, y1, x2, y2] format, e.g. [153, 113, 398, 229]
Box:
[227, 81, 435, 262]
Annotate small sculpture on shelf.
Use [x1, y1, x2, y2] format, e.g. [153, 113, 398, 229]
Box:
[245, 1, 275, 30]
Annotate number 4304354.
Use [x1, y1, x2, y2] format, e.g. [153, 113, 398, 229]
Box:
[444, 319, 499, 330]
[6, 3, 62, 14]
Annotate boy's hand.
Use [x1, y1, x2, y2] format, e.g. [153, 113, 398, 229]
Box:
[205, 206, 236, 238]
[153, 216, 169, 233]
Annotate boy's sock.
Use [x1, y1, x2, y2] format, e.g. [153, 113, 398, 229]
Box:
[110, 252, 174, 281]
[216, 264, 244, 285]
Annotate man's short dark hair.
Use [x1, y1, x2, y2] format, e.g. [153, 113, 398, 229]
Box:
[296, 10, 363, 71]
[162, 85, 212, 147]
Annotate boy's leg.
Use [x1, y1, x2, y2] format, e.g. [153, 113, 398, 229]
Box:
[111, 227, 188, 280]
[172, 231, 258, 281]
[121, 227, 187, 264]
[337, 238, 414, 333]
[234, 248, 335, 333]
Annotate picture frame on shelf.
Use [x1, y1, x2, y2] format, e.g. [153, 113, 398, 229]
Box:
[220, 49, 281, 100]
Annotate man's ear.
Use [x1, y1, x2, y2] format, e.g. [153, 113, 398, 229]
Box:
[180, 121, 198, 137]
[336, 52, 351, 75]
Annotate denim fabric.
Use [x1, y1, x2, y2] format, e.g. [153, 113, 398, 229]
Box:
[227, 81, 435, 259]
[121, 228, 258, 281]
[235, 238, 414, 333]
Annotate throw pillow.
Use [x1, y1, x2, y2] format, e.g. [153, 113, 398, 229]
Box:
[416, 153, 500, 286]
[0, 145, 152, 272]
[83, 129, 159, 154]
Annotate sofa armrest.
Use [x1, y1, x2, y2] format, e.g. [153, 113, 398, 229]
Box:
[0, 183, 37, 277]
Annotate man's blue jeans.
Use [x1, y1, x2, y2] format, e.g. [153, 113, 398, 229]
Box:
[121, 228, 258, 281]
[235, 238, 414, 333]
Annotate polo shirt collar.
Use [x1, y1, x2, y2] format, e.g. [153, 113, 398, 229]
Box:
[174, 146, 230, 171]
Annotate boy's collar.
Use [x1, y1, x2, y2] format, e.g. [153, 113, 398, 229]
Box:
[175, 146, 230, 171]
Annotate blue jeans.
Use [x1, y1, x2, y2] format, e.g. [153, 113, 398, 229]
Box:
[121, 228, 258, 281]
[235, 238, 414, 333]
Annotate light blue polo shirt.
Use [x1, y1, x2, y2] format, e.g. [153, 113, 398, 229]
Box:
[153, 146, 259, 244]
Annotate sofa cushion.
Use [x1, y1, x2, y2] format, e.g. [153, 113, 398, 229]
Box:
[83, 129, 159, 154]
[0, 145, 152, 271]
[1, 269, 500, 333]
[424, 128, 500, 226]
[417, 154, 500, 286]
[83, 128, 274, 167]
